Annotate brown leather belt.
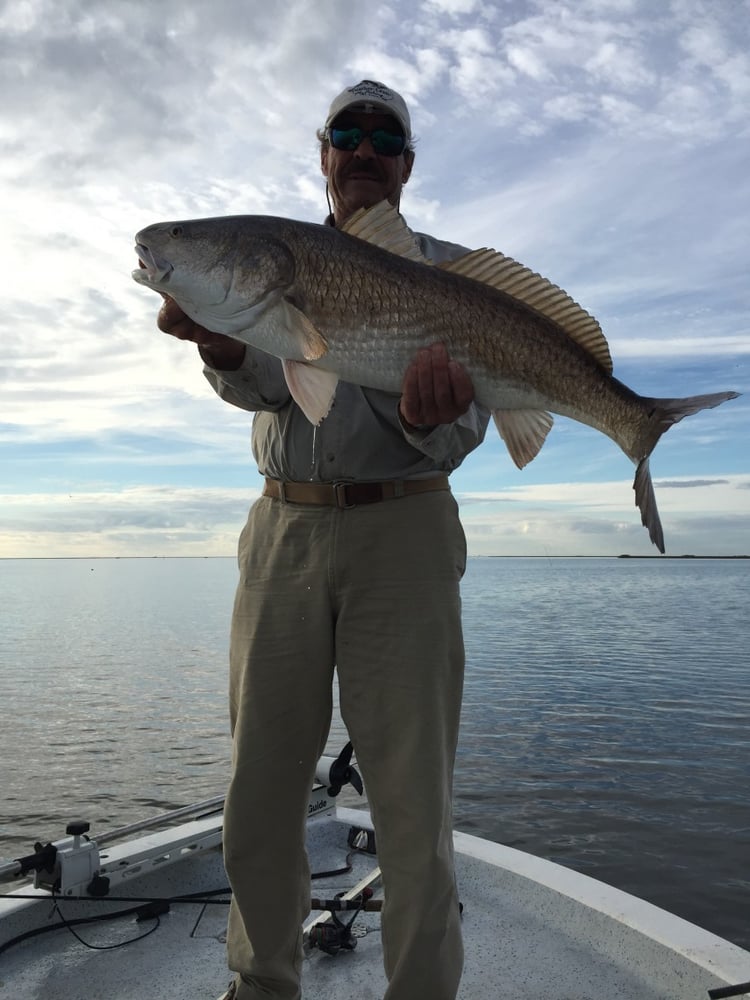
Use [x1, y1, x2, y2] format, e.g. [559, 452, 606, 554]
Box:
[262, 476, 450, 509]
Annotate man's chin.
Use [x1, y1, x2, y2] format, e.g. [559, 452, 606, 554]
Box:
[343, 178, 388, 204]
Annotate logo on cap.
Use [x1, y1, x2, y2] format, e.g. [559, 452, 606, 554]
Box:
[346, 80, 396, 104]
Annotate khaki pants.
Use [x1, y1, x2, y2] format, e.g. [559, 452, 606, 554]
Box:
[223, 491, 467, 999]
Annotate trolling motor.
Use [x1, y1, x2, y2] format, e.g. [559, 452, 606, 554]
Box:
[314, 742, 363, 797]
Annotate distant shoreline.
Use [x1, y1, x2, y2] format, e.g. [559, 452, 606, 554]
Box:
[614, 554, 750, 560]
[485, 554, 750, 560]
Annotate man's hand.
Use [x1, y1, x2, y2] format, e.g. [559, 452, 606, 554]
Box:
[157, 295, 246, 370]
[399, 342, 474, 428]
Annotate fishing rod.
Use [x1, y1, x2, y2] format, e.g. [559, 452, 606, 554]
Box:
[0, 795, 227, 883]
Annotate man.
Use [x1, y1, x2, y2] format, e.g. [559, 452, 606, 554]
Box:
[158, 80, 490, 1000]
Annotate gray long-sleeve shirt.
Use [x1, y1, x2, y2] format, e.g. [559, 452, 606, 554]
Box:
[202, 226, 491, 483]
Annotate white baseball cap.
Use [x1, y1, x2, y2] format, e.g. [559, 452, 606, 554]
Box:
[324, 80, 412, 139]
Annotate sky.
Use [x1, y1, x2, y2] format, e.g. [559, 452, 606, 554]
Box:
[1, 0, 748, 558]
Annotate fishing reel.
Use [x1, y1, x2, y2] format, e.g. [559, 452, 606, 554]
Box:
[308, 911, 360, 956]
[308, 887, 374, 956]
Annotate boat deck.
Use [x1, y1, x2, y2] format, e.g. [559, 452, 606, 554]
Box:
[1, 807, 747, 999]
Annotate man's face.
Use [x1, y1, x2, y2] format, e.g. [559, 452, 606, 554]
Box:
[321, 111, 413, 223]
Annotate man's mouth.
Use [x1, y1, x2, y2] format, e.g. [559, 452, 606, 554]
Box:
[346, 170, 383, 182]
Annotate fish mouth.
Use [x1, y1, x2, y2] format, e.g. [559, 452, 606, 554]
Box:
[133, 244, 173, 285]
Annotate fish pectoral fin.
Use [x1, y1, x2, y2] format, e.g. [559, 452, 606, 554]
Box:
[282, 359, 339, 425]
[440, 250, 612, 374]
[340, 200, 430, 262]
[492, 409, 554, 469]
[279, 298, 329, 361]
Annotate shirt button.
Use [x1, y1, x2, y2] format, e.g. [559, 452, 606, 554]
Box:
[326, 453, 336, 462]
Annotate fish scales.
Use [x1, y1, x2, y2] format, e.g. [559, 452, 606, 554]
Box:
[293, 226, 643, 443]
[132, 201, 739, 551]
[296, 226, 573, 387]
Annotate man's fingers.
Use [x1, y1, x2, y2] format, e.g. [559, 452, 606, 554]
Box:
[416, 347, 440, 422]
[157, 296, 185, 333]
[157, 297, 209, 342]
[448, 360, 475, 413]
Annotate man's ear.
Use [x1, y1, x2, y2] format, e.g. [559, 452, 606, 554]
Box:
[402, 150, 414, 185]
[320, 145, 330, 178]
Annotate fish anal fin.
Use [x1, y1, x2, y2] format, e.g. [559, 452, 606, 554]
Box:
[341, 200, 430, 263]
[279, 298, 328, 361]
[282, 359, 339, 425]
[492, 409, 554, 469]
[441, 250, 613, 373]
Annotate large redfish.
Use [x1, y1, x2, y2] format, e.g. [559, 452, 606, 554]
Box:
[133, 200, 739, 552]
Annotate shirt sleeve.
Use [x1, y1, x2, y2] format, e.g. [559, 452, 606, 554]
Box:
[400, 402, 491, 468]
[201, 346, 291, 413]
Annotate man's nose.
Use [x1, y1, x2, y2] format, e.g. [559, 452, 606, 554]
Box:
[353, 135, 377, 158]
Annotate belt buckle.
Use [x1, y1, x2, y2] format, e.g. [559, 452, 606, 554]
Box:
[333, 481, 355, 509]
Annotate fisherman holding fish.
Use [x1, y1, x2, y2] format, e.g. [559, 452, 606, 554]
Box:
[155, 81, 489, 1000]
[138, 75, 739, 997]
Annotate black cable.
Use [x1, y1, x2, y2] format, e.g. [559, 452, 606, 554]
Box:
[50, 896, 162, 951]
[0, 900, 151, 956]
[0, 848, 362, 956]
[311, 851, 354, 880]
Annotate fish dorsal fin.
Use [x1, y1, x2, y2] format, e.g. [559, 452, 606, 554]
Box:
[340, 200, 429, 263]
[440, 249, 613, 373]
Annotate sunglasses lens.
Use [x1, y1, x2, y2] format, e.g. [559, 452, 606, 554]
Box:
[329, 127, 405, 157]
[330, 127, 362, 151]
[371, 130, 406, 156]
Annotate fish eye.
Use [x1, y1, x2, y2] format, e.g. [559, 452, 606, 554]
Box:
[169, 225, 183, 238]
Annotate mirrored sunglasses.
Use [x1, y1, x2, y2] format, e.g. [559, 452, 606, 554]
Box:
[328, 126, 407, 157]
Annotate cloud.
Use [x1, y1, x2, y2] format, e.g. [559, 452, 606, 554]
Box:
[455, 474, 750, 556]
[610, 337, 749, 359]
[656, 479, 730, 489]
[0, 485, 259, 557]
[422, 0, 482, 15]
[445, 27, 517, 100]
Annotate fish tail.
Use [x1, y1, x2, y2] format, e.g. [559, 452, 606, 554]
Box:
[632, 391, 740, 553]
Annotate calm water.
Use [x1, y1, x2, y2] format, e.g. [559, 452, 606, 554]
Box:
[0, 557, 748, 950]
